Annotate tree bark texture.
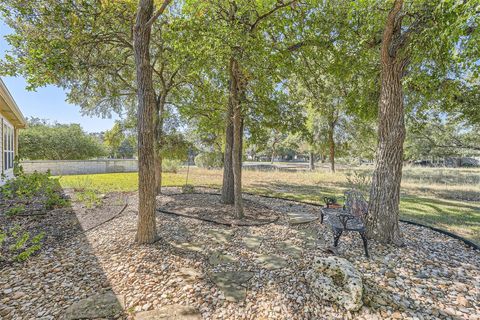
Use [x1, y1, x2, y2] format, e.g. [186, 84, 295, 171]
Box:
[154, 95, 166, 195]
[309, 151, 315, 170]
[154, 151, 162, 193]
[133, 0, 158, 244]
[328, 122, 335, 173]
[221, 97, 235, 204]
[230, 57, 244, 218]
[366, 0, 406, 246]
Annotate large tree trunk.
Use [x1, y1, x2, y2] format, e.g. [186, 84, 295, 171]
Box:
[154, 96, 165, 195]
[221, 97, 235, 204]
[309, 151, 315, 170]
[238, 118, 244, 166]
[328, 122, 335, 173]
[133, 0, 159, 244]
[230, 57, 244, 218]
[154, 153, 162, 193]
[366, 0, 406, 246]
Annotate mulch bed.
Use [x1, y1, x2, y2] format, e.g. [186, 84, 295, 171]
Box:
[158, 193, 280, 226]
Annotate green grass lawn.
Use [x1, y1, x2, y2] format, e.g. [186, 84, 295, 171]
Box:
[59, 167, 480, 245]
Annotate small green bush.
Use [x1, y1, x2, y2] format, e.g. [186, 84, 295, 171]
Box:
[345, 170, 371, 196]
[0, 225, 45, 263]
[76, 189, 102, 208]
[5, 205, 25, 217]
[182, 184, 195, 194]
[163, 159, 183, 173]
[194, 152, 223, 169]
[0, 170, 69, 210]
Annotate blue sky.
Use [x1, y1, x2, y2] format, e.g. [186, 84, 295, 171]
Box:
[0, 21, 117, 133]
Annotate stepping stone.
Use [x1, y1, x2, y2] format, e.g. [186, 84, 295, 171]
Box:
[297, 229, 324, 248]
[255, 254, 288, 270]
[64, 292, 125, 320]
[275, 240, 303, 259]
[171, 226, 191, 243]
[177, 267, 204, 283]
[207, 229, 234, 244]
[208, 251, 238, 266]
[171, 241, 205, 253]
[242, 235, 264, 249]
[209, 271, 254, 302]
[287, 212, 318, 225]
[135, 304, 201, 320]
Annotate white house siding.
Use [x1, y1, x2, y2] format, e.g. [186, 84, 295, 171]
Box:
[0, 115, 15, 185]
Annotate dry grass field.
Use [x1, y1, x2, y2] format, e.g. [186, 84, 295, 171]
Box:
[59, 165, 480, 245]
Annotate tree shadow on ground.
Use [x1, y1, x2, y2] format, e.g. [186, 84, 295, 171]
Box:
[0, 191, 126, 319]
[246, 181, 344, 203]
[245, 180, 480, 244]
[157, 195, 480, 320]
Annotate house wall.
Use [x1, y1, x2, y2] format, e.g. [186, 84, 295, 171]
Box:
[0, 114, 15, 185]
[21, 159, 139, 176]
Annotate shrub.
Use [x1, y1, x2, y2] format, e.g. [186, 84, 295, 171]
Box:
[182, 184, 195, 194]
[163, 159, 183, 173]
[194, 152, 223, 169]
[5, 205, 25, 217]
[0, 225, 45, 263]
[345, 170, 372, 196]
[76, 189, 102, 209]
[0, 171, 69, 210]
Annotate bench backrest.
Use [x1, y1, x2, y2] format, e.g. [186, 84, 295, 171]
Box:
[344, 190, 368, 218]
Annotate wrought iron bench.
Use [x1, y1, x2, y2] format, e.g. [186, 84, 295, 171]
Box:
[321, 190, 369, 257]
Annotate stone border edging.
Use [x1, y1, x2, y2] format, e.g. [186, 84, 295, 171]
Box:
[169, 186, 479, 251]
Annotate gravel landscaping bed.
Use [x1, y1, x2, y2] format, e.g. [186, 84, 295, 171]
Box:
[159, 193, 279, 225]
[0, 187, 479, 319]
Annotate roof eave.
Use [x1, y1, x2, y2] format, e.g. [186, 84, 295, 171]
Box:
[0, 78, 27, 128]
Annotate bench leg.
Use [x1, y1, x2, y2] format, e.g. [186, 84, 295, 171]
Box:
[360, 231, 369, 258]
[333, 229, 343, 247]
[321, 212, 324, 224]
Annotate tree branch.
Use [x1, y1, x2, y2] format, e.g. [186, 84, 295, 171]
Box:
[250, 0, 296, 32]
[146, 0, 172, 29]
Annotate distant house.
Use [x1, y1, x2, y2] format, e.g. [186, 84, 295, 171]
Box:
[0, 78, 27, 184]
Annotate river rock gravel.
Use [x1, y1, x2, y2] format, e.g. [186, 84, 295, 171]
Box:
[0, 187, 478, 319]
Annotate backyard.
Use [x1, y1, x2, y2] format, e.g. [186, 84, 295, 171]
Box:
[1, 166, 479, 319]
[1, 0, 479, 319]
[59, 166, 480, 245]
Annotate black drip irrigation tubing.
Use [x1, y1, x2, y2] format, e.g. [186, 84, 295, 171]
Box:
[157, 208, 279, 226]
[163, 186, 480, 251]
[0, 198, 129, 268]
[398, 219, 479, 250]
[75, 199, 129, 237]
[157, 190, 279, 226]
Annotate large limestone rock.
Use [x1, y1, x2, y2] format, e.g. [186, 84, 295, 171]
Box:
[305, 256, 363, 311]
[64, 292, 125, 319]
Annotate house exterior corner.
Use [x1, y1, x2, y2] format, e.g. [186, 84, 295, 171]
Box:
[0, 78, 27, 185]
